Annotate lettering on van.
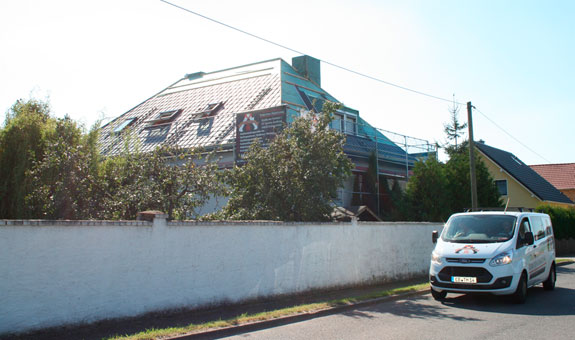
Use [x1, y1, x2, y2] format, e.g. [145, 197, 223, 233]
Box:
[455, 245, 479, 254]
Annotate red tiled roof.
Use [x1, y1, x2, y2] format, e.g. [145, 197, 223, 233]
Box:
[530, 163, 575, 190]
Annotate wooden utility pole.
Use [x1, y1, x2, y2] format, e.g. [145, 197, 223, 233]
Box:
[467, 102, 478, 211]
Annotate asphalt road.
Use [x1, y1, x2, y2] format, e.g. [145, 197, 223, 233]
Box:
[221, 263, 575, 340]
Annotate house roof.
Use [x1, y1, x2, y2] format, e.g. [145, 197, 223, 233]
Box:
[99, 56, 420, 170]
[530, 163, 575, 190]
[475, 142, 573, 204]
[100, 59, 283, 156]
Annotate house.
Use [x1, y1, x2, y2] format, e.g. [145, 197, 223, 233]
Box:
[475, 142, 574, 209]
[99, 55, 434, 214]
[530, 163, 575, 202]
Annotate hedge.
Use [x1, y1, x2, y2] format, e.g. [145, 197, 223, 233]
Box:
[536, 204, 575, 240]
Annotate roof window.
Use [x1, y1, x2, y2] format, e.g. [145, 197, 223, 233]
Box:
[113, 117, 137, 133]
[145, 109, 182, 128]
[194, 102, 223, 120]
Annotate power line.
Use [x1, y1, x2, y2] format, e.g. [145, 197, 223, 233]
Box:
[159, 0, 550, 164]
[159, 0, 459, 105]
[474, 107, 551, 163]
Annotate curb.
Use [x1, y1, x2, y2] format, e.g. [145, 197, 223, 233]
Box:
[167, 287, 430, 339]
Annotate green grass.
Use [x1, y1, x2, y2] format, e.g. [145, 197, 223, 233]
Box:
[106, 282, 428, 340]
[557, 258, 574, 264]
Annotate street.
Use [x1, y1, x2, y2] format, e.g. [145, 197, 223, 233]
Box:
[222, 263, 575, 340]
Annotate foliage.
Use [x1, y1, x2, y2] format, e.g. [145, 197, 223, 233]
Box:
[0, 99, 55, 218]
[1, 97, 225, 220]
[403, 144, 502, 222]
[100, 145, 226, 220]
[443, 99, 467, 155]
[26, 117, 103, 219]
[404, 156, 451, 221]
[219, 102, 353, 221]
[444, 143, 502, 212]
[536, 204, 575, 240]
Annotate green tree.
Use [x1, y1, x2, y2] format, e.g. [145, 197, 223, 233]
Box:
[100, 145, 226, 220]
[0, 99, 55, 218]
[444, 144, 502, 212]
[26, 117, 103, 219]
[220, 102, 353, 221]
[404, 156, 451, 221]
[444, 98, 467, 155]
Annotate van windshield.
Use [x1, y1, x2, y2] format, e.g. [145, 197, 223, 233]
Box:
[442, 215, 517, 243]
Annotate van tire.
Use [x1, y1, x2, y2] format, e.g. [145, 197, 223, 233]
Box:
[512, 272, 528, 304]
[431, 288, 447, 301]
[543, 263, 556, 291]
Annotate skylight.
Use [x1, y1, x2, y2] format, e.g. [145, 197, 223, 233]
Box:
[194, 102, 223, 120]
[113, 117, 137, 133]
[145, 109, 182, 128]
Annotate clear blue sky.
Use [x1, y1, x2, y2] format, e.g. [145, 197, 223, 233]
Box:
[1, 0, 573, 165]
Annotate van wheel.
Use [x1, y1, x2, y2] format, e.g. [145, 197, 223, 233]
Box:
[543, 263, 556, 291]
[512, 273, 528, 304]
[431, 288, 447, 301]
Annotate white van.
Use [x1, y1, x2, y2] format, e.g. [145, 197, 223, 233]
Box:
[429, 211, 556, 303]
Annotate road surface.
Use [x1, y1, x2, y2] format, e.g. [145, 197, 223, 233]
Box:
[222, 263, 575, 340]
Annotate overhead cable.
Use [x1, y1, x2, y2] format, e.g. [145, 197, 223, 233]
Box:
[159, 0, 459, 105]
[474, 107, 551, 163]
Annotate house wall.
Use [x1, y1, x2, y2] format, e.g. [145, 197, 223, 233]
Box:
[0, 217, 441, 335]
[560, 189, 575, 203]
[478, 153, 542, 209]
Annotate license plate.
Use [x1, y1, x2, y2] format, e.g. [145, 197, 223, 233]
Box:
[452, 276, 477, 283]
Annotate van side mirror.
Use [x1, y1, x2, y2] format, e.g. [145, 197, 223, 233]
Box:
[525, 231, 534, 246]
[432, 230, 439, 244]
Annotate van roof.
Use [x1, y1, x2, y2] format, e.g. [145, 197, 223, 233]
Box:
[450, 211, 547, 218]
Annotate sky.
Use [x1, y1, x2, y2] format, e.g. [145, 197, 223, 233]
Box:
[1, 0, 573, 165]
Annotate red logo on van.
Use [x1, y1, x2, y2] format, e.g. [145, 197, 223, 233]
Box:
[455, 245, 479, 254]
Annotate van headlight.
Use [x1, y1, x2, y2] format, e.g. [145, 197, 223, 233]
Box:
[490, 251, 513, 266]
[431, 251, 442, 265]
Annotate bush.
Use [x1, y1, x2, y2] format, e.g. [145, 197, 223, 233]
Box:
[536, 204, 575, 240]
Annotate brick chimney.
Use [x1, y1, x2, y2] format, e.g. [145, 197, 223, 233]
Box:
[292, 55, 321, 87]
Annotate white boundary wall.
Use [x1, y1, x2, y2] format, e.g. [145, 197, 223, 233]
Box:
[0, 216, 442, 335]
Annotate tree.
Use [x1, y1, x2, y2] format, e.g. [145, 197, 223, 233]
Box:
[220, 102, 353, 221]
[404, 156, 451, 221]
[0, 99, 55, 218]
[99, 145, 226, 220]
[443, 97, 467, 155]
[444, 143, 502, 212]
[26, 117, 103, 219]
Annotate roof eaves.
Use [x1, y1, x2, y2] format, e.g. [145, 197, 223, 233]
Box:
[476, 147, 542, 201]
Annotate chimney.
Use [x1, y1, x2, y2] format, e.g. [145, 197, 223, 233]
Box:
[292, 55, 321, 87]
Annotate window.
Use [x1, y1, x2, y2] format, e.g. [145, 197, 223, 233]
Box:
[530, 216, 546, 241]
[345, 116, 356, 135]
[145, 109, 182, 128]
[194, 102, 223, 120]
[516, 218, 531, 249]
[113, 117, 137, 133]
[330, 114, 344, 132]
[495, 180, 508, 195]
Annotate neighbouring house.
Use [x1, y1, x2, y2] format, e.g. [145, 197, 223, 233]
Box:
[475, 142, 574, 209]
[99, 55, 434, 215]
[530, 163, 575, 203]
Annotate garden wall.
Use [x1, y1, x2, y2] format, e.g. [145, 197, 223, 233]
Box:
[0, 216, 441, 335]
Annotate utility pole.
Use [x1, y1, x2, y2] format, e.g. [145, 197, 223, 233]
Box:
[467, 102, 478, 211]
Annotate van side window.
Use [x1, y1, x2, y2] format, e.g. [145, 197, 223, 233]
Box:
[545, 216, 554, 236]
[516, 218, 531, 249]
[530, 216, 546, 241]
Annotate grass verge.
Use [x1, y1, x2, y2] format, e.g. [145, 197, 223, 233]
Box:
[557, 258, 574, 265]
[107, 282, 429, 340]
